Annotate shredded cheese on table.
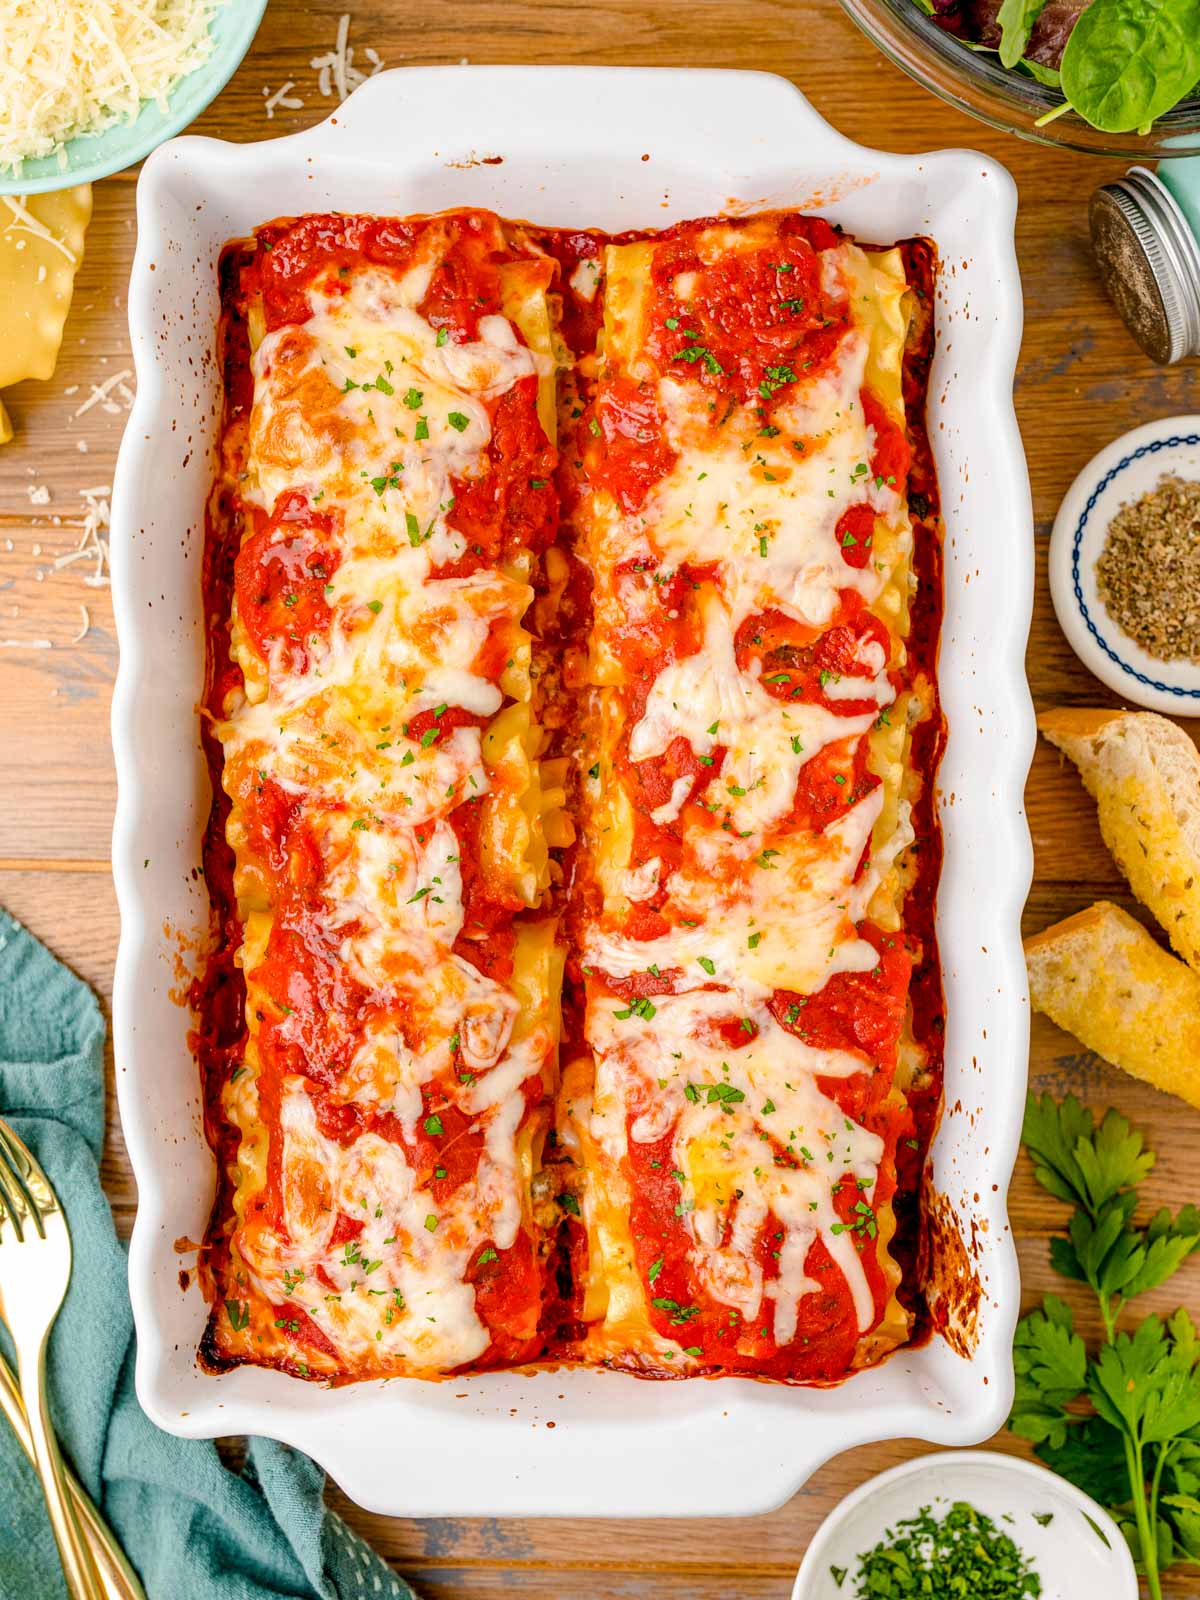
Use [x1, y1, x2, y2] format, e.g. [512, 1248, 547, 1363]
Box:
[0, 1, 222, 175]
[52, 486, 111, 587]
[310, 13, 383, 103]
[262, 82, 304, 120]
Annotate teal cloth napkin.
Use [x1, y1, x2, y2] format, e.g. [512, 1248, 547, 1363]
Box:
[0, 910, 418, 1600]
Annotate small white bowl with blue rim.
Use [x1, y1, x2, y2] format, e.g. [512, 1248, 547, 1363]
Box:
[1048, 415, 1200, 714]
[791, 1449, 1137, 1599]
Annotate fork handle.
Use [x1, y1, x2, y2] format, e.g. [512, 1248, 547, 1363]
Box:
[21, 1340, 107, 1600]
[0, 1350, 144, 1600]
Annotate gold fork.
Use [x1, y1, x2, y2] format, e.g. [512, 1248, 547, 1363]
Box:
[0, 1346, 145, 1599]
[0, 1117, 108, 1599]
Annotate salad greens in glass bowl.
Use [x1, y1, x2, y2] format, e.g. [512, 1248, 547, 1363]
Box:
[840, 0, 1200, 156]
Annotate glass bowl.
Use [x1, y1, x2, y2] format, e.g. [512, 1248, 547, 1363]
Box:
[839, 0, 1200, 158]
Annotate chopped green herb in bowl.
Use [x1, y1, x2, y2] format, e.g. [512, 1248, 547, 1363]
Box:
[791, 1450, 1137, 1600]
[845, 1501, 1040, 1597]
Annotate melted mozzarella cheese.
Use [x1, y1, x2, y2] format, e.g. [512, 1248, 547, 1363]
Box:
[246, 1081, 493, 1370]
[586, 786, 885, 999]
[626, 324, 903, 632]
[223, 232, 558, 1372]
[574, 232, 918, 1357]
[629, 596, 885, 840]
[587, 990, 883, 1338]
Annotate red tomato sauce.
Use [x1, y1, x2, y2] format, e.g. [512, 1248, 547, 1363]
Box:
[735, 604, 893, 717]
[441, 376, 558, 575]
[246, 211, 508, 340]
[770, 923, 913, 1073]
[233, 491, 342, 676]
[197, 211, 944, 1386]
[625, 1123, 882, 1381]
[197, 216, 559, 1380]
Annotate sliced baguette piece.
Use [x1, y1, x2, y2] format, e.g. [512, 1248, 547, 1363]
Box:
[1025, 901, 1200, 1109]
[1038, 707, 1200, 971]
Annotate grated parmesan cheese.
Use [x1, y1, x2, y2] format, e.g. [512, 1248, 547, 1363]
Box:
[72, 368, 134, 418]
[262, 82, 304, 120]
[53, 485, 111, 587]
[310, 14, 383, 104]
[0, 1, 222, 175]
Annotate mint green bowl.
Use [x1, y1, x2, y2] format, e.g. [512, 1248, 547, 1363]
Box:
[0, 1, 268, 196]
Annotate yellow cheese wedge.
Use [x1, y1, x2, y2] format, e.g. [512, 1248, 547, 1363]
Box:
[0, 186, 92, 441]
[1026, 900, 1200, 1109]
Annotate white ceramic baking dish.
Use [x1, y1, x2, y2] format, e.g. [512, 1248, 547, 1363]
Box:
[111, 66, 1034, 1518]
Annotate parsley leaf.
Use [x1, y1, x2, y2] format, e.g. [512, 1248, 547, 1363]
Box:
[1008, 1094, 1200, 1595]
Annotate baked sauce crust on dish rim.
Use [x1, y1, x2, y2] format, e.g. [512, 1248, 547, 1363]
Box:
[192, 205, 945, 1386]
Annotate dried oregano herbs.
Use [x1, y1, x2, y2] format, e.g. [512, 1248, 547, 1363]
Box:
[1095, 474, 1200, 664]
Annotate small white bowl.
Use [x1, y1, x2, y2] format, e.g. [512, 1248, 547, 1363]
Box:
[792, 1449, 1137, 1600]
[1048, 416, 1200, 714]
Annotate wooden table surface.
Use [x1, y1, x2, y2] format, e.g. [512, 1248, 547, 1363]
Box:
[1, 2, 1197, 1595]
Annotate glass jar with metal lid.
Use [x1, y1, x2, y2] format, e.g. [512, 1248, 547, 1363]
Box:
[1091, 163, 1200, 365]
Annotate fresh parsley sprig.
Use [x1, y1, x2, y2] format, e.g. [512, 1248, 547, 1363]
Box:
[1009, 1094, 1200, 1599]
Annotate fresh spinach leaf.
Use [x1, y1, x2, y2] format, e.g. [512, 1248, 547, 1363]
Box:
[1019, 58, 1062, 89]
[996, 0, 1049, 69]
[1060, 0, 1200, 133]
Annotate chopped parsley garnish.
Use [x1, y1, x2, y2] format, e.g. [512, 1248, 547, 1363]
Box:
[758, 363, 797, 400]
[370, 464, 403, 496]
[847, 1502, 1041, 1598]
[423, 1114, 444, 1136]
[614, 995, 657, 1021]
[650, 1296, 700, 1326]
[675, 342, 724, 376]
[705, 1082, 745, 1111]
[447, 410, 470, 432]
[224, 1299, 250, 1332]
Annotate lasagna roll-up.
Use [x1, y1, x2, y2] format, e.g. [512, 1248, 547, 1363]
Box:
[563, 214, 934, 1380]
[203, 211, 567, 1379]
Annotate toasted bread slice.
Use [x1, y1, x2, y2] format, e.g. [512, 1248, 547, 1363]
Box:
[1026, 901, 1200, 1109]
[1038, 708, 1200, 971]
